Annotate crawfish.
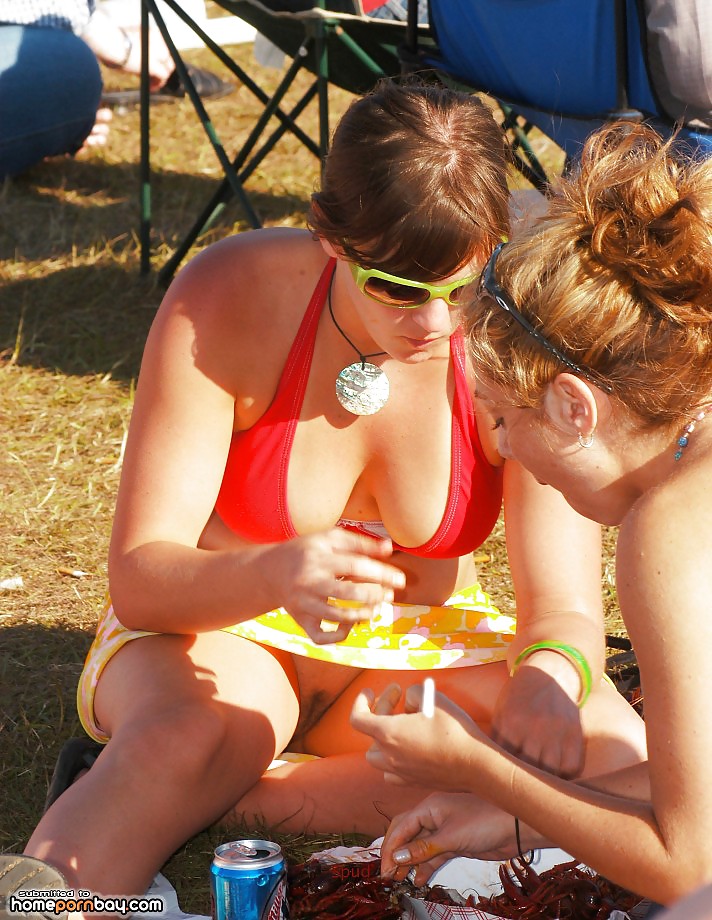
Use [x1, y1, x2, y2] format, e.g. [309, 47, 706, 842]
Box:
[288, 858, 401, 919]
[474, 857, 640, 919]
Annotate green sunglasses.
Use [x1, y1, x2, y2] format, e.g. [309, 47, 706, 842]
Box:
[349, 261, 478, 308]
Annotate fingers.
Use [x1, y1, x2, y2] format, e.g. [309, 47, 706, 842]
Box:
[382, 770, 408, 786]
[299, 531, 406, 617]
[299, 613, 353, 645]
[331, 552, 406, 594]
[281, 529, 408, 644]
[383, 826, 447, 883]
[329, 530, 405, 587]
[373, 684, 402, 715]
[350, 685, 402, 734]
[492, 706, 585, 778]
[559, 741, 585, 779]
[351, 688, 404, 776]
[404, 683, 424, 714]
[432, 690, 481, 733]
[123, 26, 173, 84]
[533, 733, 584, 779]
[288, 594, 386, 643]
[350, 689, 379, 737]
[392, 835, 441, 867]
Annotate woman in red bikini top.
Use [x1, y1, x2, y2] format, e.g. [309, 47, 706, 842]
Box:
[28, 81, 646, 900]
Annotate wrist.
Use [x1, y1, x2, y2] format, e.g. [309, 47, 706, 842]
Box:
[515, 647, 581, 699]
[116, 27, 133, 68]
[250, 543, 286, 613]
[511, 641, 593, 707]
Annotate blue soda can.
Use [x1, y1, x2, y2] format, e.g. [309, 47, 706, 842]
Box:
[210, 840, 288, 920]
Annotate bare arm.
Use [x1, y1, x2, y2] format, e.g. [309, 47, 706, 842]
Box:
[491, 459, 605, 776]
[352, 492, 712, 903]
[108, 238, 405, 640]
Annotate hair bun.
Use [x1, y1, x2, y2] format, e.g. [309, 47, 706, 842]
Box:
[560, 123, 712, 325]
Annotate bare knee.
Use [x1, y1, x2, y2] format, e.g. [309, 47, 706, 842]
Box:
[111, 700, 275, 789]
[582, 683, 648, 773]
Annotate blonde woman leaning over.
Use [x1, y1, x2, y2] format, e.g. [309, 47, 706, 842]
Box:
[26, 82, 644, 900]
[352, 122, 712, 904]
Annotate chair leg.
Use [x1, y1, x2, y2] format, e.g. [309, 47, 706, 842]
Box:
[140, 0, 152, 275]
[140, 0, 332, 280]
[500, 104, 550, 191]
[158, 57, 321, 286]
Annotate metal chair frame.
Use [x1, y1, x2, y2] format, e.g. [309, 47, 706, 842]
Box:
[139, 0, 407, 283]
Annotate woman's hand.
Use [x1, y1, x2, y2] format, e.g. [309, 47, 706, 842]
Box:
[119, 26, 173, 89]
[380, 793, 519, 884]
[350, 682, 489, 788]
[273, 529, 406, 645]
[492, 660, 585, 778]
[81, 10, 173, 89]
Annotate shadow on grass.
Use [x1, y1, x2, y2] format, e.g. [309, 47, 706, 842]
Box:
[0, 263, 159, 382]
[0, 154, 312, 384]
[0, 157, 312, 266]
[0, 623, 92, 852]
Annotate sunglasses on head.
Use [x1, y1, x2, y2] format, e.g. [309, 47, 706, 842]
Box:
[479, 243, 613, 393]
[349, 261, 477, 308]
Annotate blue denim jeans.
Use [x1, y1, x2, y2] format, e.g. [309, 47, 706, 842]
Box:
[0, 24, 102, 179]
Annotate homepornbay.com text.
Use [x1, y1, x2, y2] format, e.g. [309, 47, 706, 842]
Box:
[7, 889, 165, 916]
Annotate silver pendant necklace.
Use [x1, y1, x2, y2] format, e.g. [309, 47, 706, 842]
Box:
[328, 274, 389, 416]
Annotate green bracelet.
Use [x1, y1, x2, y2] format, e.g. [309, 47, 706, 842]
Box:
[510, 641, 593, 708]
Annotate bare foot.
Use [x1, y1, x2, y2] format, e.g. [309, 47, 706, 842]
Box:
[77, 107, 113, 154]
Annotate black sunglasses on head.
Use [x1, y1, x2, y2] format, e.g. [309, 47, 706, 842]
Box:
[479, 243, 613, 394]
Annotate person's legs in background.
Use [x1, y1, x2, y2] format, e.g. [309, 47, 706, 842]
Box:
[0, 25, 102, 179]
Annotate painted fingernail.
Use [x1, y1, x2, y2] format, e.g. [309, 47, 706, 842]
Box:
[393, 848, 411, 864]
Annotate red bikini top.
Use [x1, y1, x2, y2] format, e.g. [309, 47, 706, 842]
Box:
[214, 260, 503, 559]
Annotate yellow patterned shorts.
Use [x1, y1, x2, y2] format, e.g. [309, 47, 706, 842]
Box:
[77, 584, 515, 743]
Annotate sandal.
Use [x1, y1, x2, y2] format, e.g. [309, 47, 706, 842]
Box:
[43, 737, 104, 814]
[158, 65, 235, 100]
[102, 65, 234, 108]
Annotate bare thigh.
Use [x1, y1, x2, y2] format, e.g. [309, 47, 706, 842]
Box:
[95, 630, 301, 776]
[27, 633, 301, 895]
[303, 664, 647, 777]
[303, 663, 507, 756]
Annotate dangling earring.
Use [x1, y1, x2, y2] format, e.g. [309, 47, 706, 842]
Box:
[577, 430, 595, 449]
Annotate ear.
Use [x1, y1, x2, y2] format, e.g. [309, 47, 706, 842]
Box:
[542, 373, 600, 440]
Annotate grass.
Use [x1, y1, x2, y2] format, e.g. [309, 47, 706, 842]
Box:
[0, 36, 623, 915]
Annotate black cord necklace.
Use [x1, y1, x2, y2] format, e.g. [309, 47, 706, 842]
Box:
[327, 272, 390, 416]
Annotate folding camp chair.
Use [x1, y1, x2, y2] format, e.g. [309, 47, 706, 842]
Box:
[402, 0, 712, 190]
[139, 0, 430, 282]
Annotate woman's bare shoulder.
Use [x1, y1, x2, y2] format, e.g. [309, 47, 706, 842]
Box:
[154, 228, 324, 338]
[170, 228, 320, 299]
[147, 228, 327, 407]
[616, 461, 712, 616]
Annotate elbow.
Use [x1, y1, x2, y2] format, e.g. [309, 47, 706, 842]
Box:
[650, 850, 712, 906]
[107, 550, 151, 631]
[109, 597, 148, 632]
